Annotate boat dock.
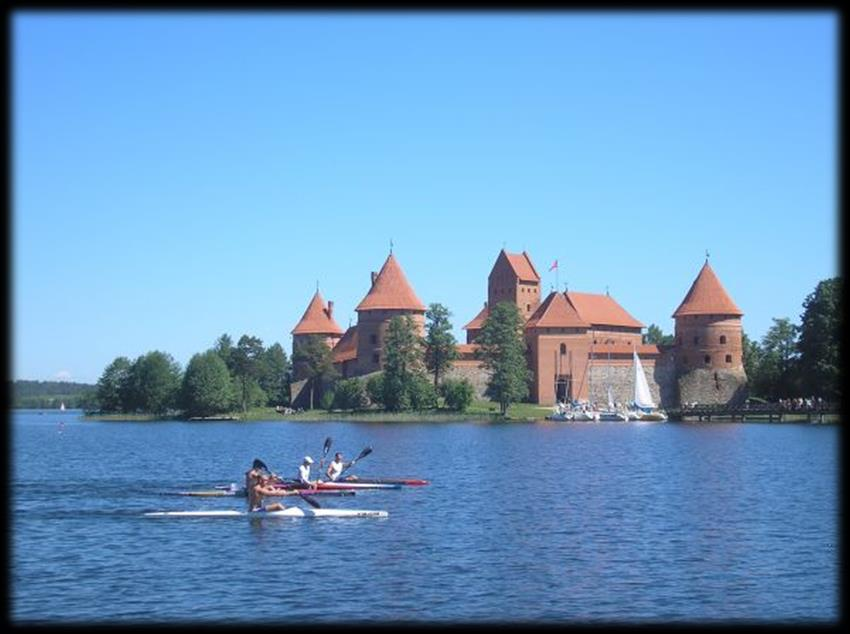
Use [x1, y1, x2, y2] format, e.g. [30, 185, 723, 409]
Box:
[667, 403, 838, 423]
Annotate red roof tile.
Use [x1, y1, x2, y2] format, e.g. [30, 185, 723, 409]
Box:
[566, 292, 644, 329]
[525, 292, 589, 329]
[463, 303, 490, 330]
[503, 250, 540, 282]
[332, 326, 358, 363]
[355, 254, 426, 312]
[457, 343, 480, 355]
[291, 290, 344, 336]
[673, 261, 743, 317]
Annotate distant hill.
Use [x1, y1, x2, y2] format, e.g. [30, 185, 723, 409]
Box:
[11, 380, 97, 409]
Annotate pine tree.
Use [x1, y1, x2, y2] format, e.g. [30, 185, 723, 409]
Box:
[476, 302, 531, 415]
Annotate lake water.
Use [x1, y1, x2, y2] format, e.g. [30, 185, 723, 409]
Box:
[10, 410, 839, 624]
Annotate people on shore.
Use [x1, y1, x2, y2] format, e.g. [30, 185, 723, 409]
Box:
[248, 473, 297, 512]
[326, 452, 355, 482]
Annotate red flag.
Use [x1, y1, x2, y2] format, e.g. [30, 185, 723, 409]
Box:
[549, 260, 558, 272]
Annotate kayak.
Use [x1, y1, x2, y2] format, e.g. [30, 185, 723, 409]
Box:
[339, 477, 429, 486]
[176, 489, 355, 498]
[216, 480, 403, 491]
[144, 508, 388, 519]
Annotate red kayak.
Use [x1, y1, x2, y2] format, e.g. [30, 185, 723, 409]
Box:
[339, 477, 429, 486]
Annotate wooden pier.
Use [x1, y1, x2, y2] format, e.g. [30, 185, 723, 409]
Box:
[667, 403, 839, 423]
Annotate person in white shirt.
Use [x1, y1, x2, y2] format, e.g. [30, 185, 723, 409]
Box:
[298, 456, 317, 487]
[325, 452, 354, 482]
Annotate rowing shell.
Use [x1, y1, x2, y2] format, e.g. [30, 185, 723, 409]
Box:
[145, 508, 388, 519]
[340, 477, 429, 486]
[175, 489, 356, 498]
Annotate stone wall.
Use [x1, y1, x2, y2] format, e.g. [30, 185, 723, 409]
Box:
[677, 368, 748, 406]
[586, 353, 679, 409]
[444, 363, 492, 399]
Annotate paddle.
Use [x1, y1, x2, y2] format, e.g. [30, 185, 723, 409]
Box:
[339, 446, 373, 478]
[319, 436, 332, 469]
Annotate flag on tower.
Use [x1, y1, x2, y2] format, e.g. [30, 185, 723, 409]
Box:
[549, 260, 558, 272]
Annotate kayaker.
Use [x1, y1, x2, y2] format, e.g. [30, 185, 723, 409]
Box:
[325, 452, 355, 482]
[245, 463, 266, 494]
[248, 474, 296, 512]
[298, 456, 318, 487]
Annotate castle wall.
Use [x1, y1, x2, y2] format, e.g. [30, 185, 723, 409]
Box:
[586, 351, 678, 409]
[444, 361, 491, 399]
[674, 315, 744, 371]
[677, 368, 748, 406]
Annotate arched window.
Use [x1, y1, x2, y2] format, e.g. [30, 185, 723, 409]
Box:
[704, 355, 711, 365]
[720, 335, 727, 344]
[527, 304, 531, 312]
[726, 354, 732, 363]
[560, 344, 566, 355]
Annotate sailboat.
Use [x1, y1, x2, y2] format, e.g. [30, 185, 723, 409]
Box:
[629, 348, 667, 422]
[60, 402, 66, 412]
[599, 385, 627, 422]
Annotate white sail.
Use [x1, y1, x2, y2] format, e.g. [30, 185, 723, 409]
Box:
[607, 386, 615, 410]
[632, 349, 656, 409]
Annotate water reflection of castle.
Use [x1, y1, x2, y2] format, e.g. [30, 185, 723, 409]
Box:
[290, 249, 746, 408]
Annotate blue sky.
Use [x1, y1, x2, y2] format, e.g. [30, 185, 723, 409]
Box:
[13, 12, 837, 384]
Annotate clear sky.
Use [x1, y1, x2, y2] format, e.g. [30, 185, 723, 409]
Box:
[13, 11, 837, 384]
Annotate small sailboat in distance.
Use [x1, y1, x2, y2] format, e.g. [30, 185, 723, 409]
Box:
[60, 402, 66, 412]
[630, 349, 667, 422]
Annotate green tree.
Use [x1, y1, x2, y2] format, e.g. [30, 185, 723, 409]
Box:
[440, 377, 475, 411]
[214, 334, 234, 371]
[125, 351, 182, 415]
[382, 315, 427, 411]
[259, 343, 291, 406]
[741, 331, 765, 396]
[476, 302, 531, 415]
[408, 374, 438, 410]
[797, 277, 841, 400]
[230, 335, 266, 413]
[423, 303, 459, 387]
[759, 318, 800, 400]
[95, 356, 133, 412]
[291, 336, 339, 409]
[332, 378, 368, 411]
[181, 350, 236, 417]
[644, 323, 674, 346]
[366, 373, 385, 407]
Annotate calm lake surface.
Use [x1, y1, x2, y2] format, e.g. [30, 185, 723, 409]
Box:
[10, 410, 839, 624]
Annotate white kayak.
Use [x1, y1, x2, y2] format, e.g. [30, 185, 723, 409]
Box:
[144, 508, 388, 518]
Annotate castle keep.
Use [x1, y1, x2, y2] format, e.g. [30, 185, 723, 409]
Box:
[290, 250, 747, 409]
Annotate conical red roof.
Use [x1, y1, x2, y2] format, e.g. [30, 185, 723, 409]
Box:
[355, 254, 426, 312]
[673, 261, 743, 317]
[291, 290, 344, 335]
[525, 291, 589, 329]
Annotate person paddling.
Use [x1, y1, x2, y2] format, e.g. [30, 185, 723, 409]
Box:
[248, 473, 297, 512]
[325, 452, 356, 482]
[298, 456, 319, 488]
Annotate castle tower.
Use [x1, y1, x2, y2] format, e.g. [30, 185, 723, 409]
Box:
[354, 253, 426, 375]
[488, 250, 541, 321]
[673, 259, 746, 405]
[291, 289, 344, 380]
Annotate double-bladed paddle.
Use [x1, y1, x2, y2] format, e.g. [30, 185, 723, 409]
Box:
[339, 446, 373, 477]
[319, 437, 332, 470]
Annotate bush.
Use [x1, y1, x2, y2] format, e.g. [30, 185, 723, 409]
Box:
[366, 373, 385, 407]
[319, 390, 335, 411]
[333, 378, 368, 411]
[440, 378, 475, 412]
[408, 375, 438, 410]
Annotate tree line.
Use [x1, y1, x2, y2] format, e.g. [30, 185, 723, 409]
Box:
[12, 380, 98, 409]
[94, 334, 292, 417]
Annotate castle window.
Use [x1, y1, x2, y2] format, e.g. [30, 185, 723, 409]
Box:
[720, 335, 727, 344]
[560, 344, 566, 355]
[370, 334, 377, 345]
[526, 304, 531, 312]
[693, 336, 699, 345]
[373, 353, 380, 364]
[726, 354, 732, 363]
[704, 355, 711, 365]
